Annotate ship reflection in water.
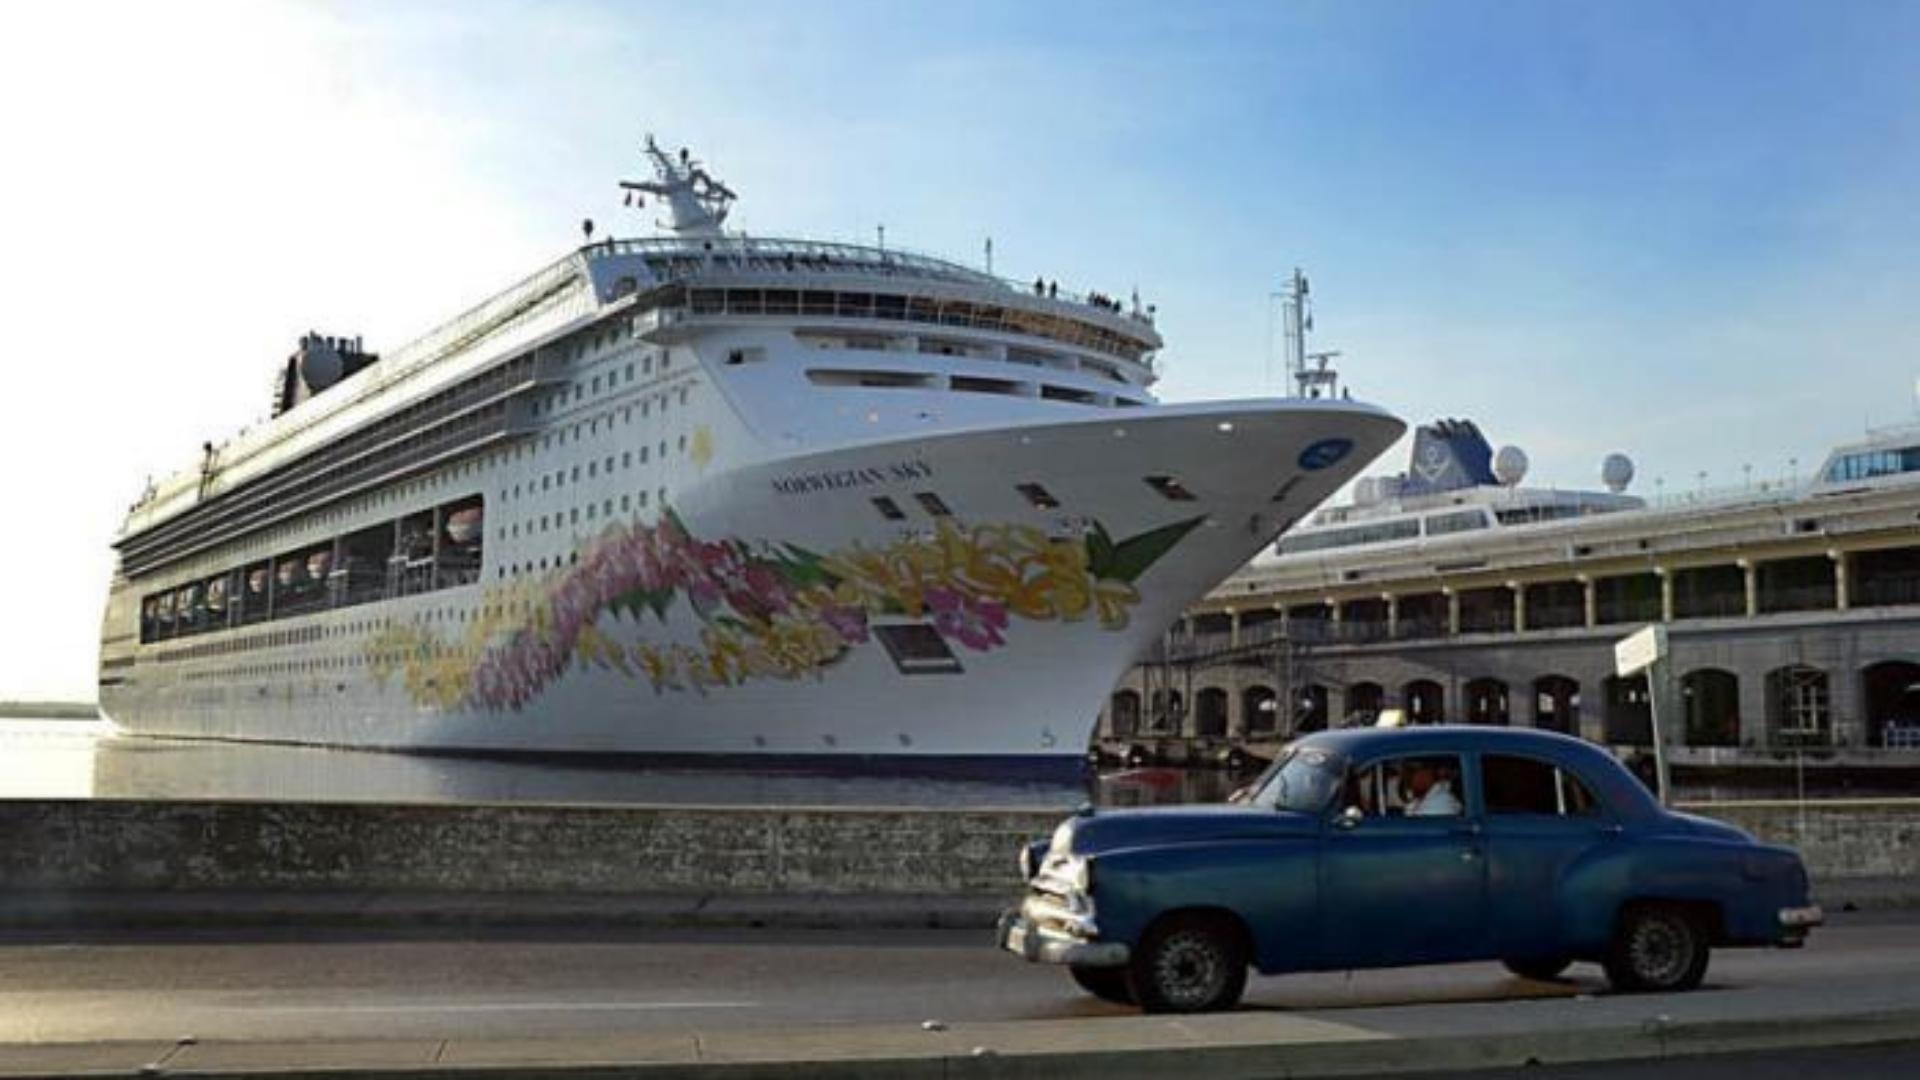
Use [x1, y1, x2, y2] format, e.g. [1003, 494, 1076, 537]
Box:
[0, 719, 1902, 808]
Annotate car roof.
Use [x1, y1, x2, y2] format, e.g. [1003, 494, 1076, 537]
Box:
[1293, 726, 1662, 820]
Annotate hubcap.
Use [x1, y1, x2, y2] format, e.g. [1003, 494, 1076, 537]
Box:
[1154, 930, 1224, 1007]
[1629, 915, 1691, 985]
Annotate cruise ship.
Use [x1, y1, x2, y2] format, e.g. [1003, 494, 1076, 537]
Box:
[97, 139, 1404, 773]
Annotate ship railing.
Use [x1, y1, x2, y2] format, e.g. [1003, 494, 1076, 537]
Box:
[591, 235, 1158, 329]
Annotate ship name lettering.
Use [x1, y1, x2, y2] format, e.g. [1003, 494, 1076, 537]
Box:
[771, 459, 934, 495]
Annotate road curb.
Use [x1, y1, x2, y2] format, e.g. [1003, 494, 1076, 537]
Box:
[4, 1003, 1917, 1079]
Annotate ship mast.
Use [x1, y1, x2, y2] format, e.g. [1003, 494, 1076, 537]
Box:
[1279, 267, 1341, 399]
[618, 135, 736, 237]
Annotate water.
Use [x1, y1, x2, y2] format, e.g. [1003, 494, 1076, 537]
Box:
[0, 719, 1902, 809]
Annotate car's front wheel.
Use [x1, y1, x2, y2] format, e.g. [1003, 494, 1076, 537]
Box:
[1604, 903, 1710, 993]
[1127, 913, 1249, 1013]
[1069, 964, 1133, 1004]
[1502, 956, 1573, 981]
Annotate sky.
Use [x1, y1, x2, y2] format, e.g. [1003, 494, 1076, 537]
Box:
[1, 0, 1917, 701]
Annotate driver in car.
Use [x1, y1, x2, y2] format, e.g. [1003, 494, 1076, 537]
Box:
[1404, 761, 1462, 816]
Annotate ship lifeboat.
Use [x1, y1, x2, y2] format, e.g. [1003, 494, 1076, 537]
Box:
[248, 568, 269, 594]
[277, 560, 303, 588]
[445, 506, 484, 545]
[307, 550, 333, 580]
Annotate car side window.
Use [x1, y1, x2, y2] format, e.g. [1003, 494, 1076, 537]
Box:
[1342, 754, 1465, 819]
[1483, 754, 1602, 817]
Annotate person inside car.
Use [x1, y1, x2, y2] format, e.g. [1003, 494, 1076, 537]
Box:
[1405, 761, 1462, 816]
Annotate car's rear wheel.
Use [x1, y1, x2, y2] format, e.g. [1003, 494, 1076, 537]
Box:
[1069, 964, 1133, 1004]
[1127, 913, 1249, 1013]
[1604, 903, 1710, 993]
[1502, 956, 1573, 981]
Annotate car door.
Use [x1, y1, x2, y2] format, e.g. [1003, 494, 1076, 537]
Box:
[1478, 753, 1615, 960]
[1318, 751, 1489, 969]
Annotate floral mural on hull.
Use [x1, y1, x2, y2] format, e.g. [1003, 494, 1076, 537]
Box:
[367, 510, 1205, 711]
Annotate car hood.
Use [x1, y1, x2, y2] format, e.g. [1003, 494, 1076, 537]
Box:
[1058, 805, 1318, 856]
[1664, 810, 1755, 844]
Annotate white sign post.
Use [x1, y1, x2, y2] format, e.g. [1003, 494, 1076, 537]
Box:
[1614, 624, 1670, 805]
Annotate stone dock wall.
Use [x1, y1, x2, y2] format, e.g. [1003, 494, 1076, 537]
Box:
[0, 798, 1913, 896]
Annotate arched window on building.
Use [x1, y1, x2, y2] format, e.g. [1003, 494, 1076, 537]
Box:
[1347, 681, 1385, 725]
[1680, 668, 1740, 747]
[1295, 683, 1330, 733]
[1243, 684, 1278, 735]
[1533, 675, 1580, 735]
[1862, 660, 1920, 748]
[1465, 677, 1510, 725]
[1404, 679, 1444, 725]
[1194, 687, 1230, 738]
[1149, 688, 1184, 733]
[1108, 689, 1141, 739]
[1766, 665, 1831, 748]
[1603, 674, 1652, 746]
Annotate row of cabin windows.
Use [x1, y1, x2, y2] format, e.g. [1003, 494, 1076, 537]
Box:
[139, 493, 485, 645]
[531, 359, 686, 419]
[143, 315, 668, 592]
[150, 367, 699, 635]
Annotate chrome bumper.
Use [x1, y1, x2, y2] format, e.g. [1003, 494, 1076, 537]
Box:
[1776, 904, 1823, 947]
[997, 904, 1129, 968]
[1779, 904, 1824, 929]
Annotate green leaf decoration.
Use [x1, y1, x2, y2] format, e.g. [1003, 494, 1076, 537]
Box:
[1085, 522, 1119, 580]
[1101, 515, 1207, 584]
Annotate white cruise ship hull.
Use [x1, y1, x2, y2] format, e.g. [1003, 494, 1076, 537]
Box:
[104, 400, 1398, 772]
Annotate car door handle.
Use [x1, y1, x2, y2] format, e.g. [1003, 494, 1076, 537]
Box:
[1450, 822, 1482, 836]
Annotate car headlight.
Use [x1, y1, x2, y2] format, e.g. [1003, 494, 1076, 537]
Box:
[1062, 854, 1095, 893]
[1050, 819, 1076, 856]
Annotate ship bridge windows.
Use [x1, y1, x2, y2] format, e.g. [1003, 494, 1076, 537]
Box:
[1424, 509, 1490, 536]
[1275, 517, 1421, 554]
[1826, 445, 1920, 483]
[682, 286, 1152, 366]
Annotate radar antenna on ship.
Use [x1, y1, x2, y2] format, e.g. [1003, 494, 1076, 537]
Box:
[619, 135, 736, 237]
[1276, 267, 1344, 400]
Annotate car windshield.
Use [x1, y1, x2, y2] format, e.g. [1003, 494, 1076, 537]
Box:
[1238, 745, 1344, 813]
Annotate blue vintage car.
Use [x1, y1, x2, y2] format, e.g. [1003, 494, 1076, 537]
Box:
[998, 727, 1821, 1012]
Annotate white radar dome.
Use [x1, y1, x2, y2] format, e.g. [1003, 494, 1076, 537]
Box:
[1492, 445, 1529, 487]
[1602, 452, 1635, 493]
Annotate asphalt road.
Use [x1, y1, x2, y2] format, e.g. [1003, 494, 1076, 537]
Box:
[1, 911, 1917, 1047]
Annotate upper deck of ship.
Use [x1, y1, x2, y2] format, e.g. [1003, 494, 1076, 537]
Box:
[117, 141, 1165, 552]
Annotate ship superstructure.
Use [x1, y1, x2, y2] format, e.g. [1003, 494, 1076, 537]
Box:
[98, 139, 1403, 771]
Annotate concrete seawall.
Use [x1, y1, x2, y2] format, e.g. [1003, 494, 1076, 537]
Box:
[0, 800, 1061, 895]
[0, 798, 1914, 897]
